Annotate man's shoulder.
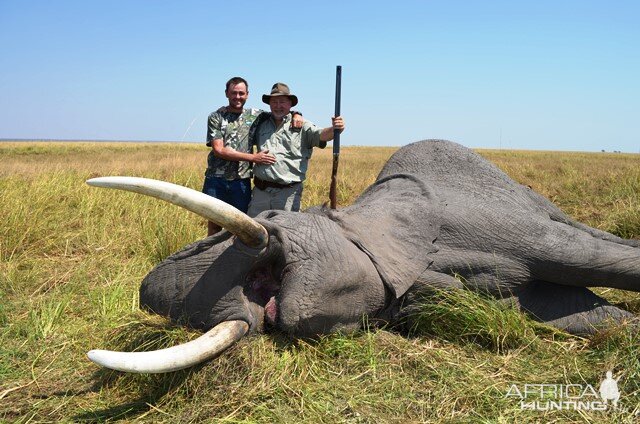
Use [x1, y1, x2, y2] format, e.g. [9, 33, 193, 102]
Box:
[245, 107, 264, 115]
[299, 120, 324, 148]
[301, 120, 320, 135]
[209, 108, 264, 118]
[207, 110, 226, 123]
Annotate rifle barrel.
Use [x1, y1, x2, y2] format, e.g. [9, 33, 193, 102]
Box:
[330, 65, 342, 209]
[333, 65, 342, 155]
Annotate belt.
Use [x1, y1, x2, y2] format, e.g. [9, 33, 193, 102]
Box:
[253, 177, 299, 190]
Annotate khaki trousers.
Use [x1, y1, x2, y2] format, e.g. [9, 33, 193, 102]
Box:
[247, 183, 303, 217]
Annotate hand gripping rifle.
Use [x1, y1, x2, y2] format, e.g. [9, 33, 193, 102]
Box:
[329, 65, 341, 209]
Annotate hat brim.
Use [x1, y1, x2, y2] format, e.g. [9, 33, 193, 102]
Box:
[262, 94, 298, 107]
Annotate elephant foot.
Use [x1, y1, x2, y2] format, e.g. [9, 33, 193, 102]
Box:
[514, 281, 635, 336]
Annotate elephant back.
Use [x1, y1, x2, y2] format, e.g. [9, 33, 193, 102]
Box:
[377, 139, 538, 208]
[378, 140, 517, 188]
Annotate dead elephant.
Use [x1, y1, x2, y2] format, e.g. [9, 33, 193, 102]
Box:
[86, 139, 640, 372]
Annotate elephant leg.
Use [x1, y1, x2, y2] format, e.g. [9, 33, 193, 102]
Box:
[524, 186, 640, 248]
[430, 249, 532, 297]
[413, 269, 466, 290]
[531, 220, 640, 292]
[558, 219, 640, 248]
[513, 281, 634, 335]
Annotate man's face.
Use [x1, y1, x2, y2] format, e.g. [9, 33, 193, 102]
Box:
[225, 83, 248, 111]
[269, 96, 293, 120]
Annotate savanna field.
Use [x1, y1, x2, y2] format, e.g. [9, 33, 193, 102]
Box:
[1, 141, 639, 423]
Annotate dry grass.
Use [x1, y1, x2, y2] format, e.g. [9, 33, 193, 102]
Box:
[1, 141, 639, 422]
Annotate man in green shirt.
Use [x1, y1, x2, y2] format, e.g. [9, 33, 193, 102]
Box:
[248, 82, 345, 217]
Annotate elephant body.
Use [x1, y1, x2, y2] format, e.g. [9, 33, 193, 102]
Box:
[140, 140, 640, 337]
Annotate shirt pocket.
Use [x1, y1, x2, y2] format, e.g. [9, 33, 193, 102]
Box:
[287, 134, 303, 159]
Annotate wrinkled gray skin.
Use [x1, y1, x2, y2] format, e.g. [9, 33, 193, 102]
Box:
[141, 140, 640, 337]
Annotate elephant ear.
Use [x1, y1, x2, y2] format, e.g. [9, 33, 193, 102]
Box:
[324, 174, 443, 299]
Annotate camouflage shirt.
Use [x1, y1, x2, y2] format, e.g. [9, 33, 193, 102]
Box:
[205, 108, 263, 180]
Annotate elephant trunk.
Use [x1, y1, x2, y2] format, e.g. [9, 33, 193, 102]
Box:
[87, 320, 249, 373]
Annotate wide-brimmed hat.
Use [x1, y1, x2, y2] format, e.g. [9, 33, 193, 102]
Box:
[262, 82, 298, 106]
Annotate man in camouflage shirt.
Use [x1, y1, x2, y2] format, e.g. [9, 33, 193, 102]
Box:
[203, 77, 302, 236]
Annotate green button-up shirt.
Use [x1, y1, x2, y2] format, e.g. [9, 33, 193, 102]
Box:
[252, 114, 325, 184]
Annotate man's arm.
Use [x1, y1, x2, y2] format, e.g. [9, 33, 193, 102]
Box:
[319, 116, 345, 141]
[212, 140, 275, 164]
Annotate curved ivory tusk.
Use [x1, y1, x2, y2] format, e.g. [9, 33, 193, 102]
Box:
[87, 320, 249, 373]
[87, 176, 268, 248]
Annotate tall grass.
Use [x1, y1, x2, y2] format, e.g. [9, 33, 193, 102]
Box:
[1, 141, 639, 422]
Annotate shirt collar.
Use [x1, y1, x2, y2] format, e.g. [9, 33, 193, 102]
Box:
[269, 113, 291, 125]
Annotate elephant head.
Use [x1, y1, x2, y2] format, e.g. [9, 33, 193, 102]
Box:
[86, 140, 640, 373]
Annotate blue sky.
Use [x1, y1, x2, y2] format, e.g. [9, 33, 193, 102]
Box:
[1, 1, 639, 152]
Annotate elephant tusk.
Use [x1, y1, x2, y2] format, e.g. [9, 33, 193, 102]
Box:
[87, 320, 249, 373]
[86, 176, 268, 248]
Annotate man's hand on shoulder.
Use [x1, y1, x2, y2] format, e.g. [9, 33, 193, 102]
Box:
[291, 112, 304, 129]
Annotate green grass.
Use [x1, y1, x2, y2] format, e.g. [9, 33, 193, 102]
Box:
[403, 287, 562, 352]
[1, 141, 639, 422]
